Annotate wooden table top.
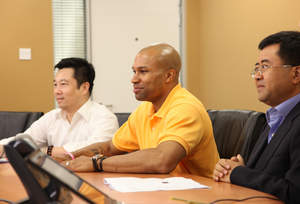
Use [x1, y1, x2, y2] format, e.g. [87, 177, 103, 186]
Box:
[0, 163, 283, 204]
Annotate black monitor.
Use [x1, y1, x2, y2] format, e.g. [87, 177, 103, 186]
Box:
[4, 134, 120, 204]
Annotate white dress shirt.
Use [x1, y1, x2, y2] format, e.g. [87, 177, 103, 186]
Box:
[0, 99, 119, 152]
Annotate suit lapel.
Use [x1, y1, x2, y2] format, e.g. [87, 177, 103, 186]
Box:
[247, 102, 300, 169]
[254, 119, 292, 169]
[247, 126, 268, 167]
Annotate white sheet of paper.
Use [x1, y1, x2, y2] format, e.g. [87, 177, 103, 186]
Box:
[103, 177, 209, 192]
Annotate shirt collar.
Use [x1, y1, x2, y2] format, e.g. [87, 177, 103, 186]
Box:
[149, 84, 181, 119]
[56, 98, 92, 121]
[266, 93, 300, 122]
[76, 98, 93, 121]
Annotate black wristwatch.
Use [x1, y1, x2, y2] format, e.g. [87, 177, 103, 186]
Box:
[47, 145, 54, 156]
[92, 154, 107, 172]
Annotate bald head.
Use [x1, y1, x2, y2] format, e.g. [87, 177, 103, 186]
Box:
[138, 43, 181, 80]
[131, 43, 182, 111]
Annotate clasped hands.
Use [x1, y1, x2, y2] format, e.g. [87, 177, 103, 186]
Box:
[213, 154, 245, 183]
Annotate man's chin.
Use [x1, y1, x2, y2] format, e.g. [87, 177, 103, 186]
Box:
[135, 97, 143, 101]
[257, 95, 268, 104]
[134, 95, 146, 101]
[57, 103, 66, 109]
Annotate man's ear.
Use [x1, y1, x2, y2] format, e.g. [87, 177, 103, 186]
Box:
[165, 68, 176, 83]
[292, 66, 300, 84]
[80, 82, 90, 94]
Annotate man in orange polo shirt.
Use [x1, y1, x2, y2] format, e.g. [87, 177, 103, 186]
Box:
[64, 43, 219, 178]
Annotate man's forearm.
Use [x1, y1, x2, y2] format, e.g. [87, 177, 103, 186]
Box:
[102, 142, 186, 173]
[72, 140, 124, 157]
[72, 142, 102, 157]
[102, 149, 169, 173]
[63, 140, 185, 173]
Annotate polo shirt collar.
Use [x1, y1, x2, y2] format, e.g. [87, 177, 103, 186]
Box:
[150, 84, 181, 119]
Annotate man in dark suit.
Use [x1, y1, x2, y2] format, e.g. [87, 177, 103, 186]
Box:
[213, 31, 300, 204]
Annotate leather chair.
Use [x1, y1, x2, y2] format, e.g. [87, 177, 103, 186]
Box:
[0, 111, 43, 140]
[207, 109, 266, 163]
[114, 112, 130, 127]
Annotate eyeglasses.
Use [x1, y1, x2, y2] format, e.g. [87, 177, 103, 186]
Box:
[250, 64, 293, 78]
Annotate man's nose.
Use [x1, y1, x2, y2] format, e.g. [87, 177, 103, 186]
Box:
[254, 70, 263, 80]
[54, 86, 62, 95]
[131, 73, 139, 83]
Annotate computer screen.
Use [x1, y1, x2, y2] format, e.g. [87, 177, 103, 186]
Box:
[5, 135, 119, 204]
[28, 150, 110, 204]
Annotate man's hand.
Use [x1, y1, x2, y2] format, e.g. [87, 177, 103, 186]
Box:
[61, 155, 94, 172]
[213, 154, 245, 183]
[52, 147, 70, 162]
[72, 142, 104, 158]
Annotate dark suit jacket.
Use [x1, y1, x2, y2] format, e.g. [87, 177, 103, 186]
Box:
[230, 102, 300, 204]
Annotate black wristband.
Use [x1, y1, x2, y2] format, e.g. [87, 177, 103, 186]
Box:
[92, 156, 100, 172]
[99, 156, 107, 172]
[47, 145, 53, 156]
[92, 154, 107, 172]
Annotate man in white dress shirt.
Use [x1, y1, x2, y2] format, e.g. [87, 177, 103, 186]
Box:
[0, 57, 119, 159]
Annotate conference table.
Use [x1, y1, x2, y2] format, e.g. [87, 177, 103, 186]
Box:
[0, 163, 283, 204]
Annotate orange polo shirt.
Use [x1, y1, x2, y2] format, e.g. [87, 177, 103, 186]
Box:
[112, 84, 219, 178]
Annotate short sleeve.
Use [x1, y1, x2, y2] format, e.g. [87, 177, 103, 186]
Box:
[157, 103, 208, 155]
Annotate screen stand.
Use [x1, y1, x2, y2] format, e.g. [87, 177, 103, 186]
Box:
[4, 144, 58, 204]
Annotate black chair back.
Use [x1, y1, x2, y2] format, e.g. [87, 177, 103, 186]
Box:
[0, 111, 43, 139]
[207, 109, 266, 163]
[114, 112, 130, 127]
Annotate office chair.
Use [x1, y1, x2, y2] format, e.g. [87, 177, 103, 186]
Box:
[114, 112, 130, 127]
[0, 111, 43, 139]
[207, 109, 266, 163]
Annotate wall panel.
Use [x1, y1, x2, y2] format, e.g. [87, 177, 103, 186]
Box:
[0, 0, 54, 113]
[185, 0, 300, 112]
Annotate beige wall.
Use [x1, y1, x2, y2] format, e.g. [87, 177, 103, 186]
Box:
[185, 0, 300, 112]
[0, 0, 54, 113]
[2, 1, 300, 113]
